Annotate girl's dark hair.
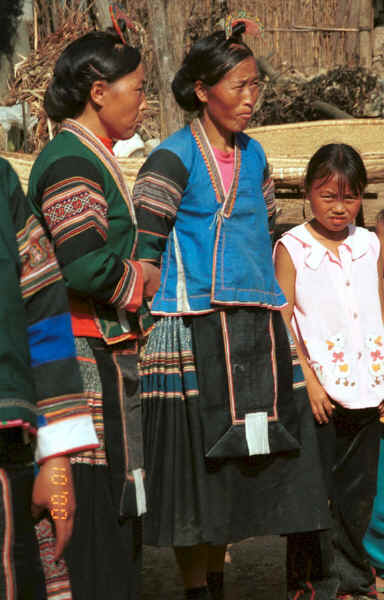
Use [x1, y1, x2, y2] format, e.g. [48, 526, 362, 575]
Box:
[44, 30, 141, 122]
[172, 22, 254, 112]
[305, 143, 367, 196]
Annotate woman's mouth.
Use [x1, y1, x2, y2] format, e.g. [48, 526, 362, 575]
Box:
[330, 217, 346, 225]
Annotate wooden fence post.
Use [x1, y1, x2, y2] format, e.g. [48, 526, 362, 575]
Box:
[360, 0, 373, 67]
[146, 0, 185, 139]
[94, 0, 111, 29]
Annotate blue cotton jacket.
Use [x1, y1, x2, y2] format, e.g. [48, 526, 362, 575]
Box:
[134, 119, 286, 314]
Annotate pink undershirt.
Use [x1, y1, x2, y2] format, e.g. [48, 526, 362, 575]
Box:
[213, 147, 235, 193]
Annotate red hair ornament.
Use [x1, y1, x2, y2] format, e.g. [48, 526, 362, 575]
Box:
[224, 12, 264, 39]
[109, 3, 146, 48]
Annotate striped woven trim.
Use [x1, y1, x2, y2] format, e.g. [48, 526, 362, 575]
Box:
[61, 119, 137, 255]
[42, 176, 108, 246]
[71, 338, 106, 466]
[263, 176, 276, 218]
[110, 259, 139, 309]
[35, 518, 72, 599]
[134, 171, 182, 220]
[17, 215, 62, 299]
[140, 317, 199, 401]
[37, 393, 91, 425]
[190, 118, 241, 217]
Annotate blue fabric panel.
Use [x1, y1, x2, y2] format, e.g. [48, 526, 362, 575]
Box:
[28, 313, 76, 367]
[37, 414, 47, 427]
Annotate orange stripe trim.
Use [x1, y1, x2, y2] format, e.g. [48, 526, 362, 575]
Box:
[0, 470, 15, 600]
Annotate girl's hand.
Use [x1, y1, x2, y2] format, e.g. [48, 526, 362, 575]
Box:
[31, 456, 75, 560]
[307, 378, 335, 424]
[140, 261, 161, 298]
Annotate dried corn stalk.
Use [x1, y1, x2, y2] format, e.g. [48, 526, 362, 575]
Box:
[5, 4, 93, 151]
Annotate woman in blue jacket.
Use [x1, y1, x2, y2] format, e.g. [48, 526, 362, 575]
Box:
[134, 20, 330, 600]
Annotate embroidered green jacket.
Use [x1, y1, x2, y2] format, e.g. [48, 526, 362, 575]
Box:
[28, 120, 151, 344]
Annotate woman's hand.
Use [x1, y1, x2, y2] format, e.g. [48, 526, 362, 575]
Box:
[306, 378, 335, 424]
[378, 400, 384, 418]
[32, 456, 75, 560]
[140, 261, 161, 298]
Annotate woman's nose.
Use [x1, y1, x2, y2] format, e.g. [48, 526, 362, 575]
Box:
[241, 85, 253, 104]
[140, 95, 149, 112]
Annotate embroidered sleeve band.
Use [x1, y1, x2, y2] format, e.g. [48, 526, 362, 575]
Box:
[133, 149, 188, 263]
[38, 156, 143, 312]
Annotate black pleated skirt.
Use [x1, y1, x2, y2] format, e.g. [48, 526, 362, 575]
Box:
[140, 309, 331, 547]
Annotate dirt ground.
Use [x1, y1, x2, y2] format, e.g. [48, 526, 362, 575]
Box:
[142, 537, 286, 600]
[142, 536, 384, 600]
[143, 537, 384, 599]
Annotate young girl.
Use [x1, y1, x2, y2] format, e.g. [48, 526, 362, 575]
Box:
[275, 143, 384, 600]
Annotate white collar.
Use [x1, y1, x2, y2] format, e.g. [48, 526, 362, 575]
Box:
[283, 223, 371, 270]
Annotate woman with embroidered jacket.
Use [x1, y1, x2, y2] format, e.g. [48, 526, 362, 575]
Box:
[27, 30, 160, 600]
[133, 21, 331, 600]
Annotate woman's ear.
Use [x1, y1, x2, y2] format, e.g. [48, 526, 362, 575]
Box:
[194, 80, 208, 104]
[89, 80, 109, 109]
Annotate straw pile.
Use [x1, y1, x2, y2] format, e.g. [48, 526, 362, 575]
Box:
[248, 118, 384, 187]
[5, 7, 93, 152]
[250, 67, 380, 126]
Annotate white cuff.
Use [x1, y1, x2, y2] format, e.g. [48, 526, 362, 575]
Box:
[35, 415, 99, 463]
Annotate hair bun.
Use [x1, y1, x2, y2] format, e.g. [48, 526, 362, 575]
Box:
[231, 21, 246, 39]
[172, 66, 200, 112]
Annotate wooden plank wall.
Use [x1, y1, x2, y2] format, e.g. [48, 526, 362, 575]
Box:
[173, 0, 374, 71]
[228, 0, 373, 70]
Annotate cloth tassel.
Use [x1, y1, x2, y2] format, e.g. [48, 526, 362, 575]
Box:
[133, 468, 147, 516]
[245, 412, 270, 455]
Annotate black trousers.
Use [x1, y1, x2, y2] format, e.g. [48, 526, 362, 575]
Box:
[287, 399, 381, 600]
[0, 428, 46, 600]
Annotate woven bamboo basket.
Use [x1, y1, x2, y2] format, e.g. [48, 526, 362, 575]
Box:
[247, 119, 384, 188]
[2, 119, 384, 193]
[0, 151, 146, 193]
